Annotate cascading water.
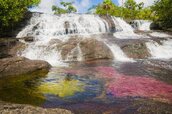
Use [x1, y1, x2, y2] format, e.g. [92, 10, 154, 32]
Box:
[131, 20, 152, 31]
[149, 32, 172, 38]
[112, 17, 149, 39]
[17, 13, 109, 38]
[17, 13, 112, 66]
[106, 43, 134, 62]
[146, 39, 172, 59]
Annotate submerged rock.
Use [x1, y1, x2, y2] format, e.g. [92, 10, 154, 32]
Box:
[0, 57, 51, 78]
[80, 38, 114, 61]
[59, 37, 113, 61]
[121, 42, 151, 59]
[0, 101, 73, 114]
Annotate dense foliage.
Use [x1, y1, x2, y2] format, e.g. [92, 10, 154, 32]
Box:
[52, 2, 77, 15]
[151, 0, 172, 28]
[96, 0, 154, 20]
[96, 0, 172, 29]
[0, 0, 40, 36]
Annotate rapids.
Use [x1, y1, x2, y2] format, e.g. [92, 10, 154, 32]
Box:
[16, 13, 172, 66]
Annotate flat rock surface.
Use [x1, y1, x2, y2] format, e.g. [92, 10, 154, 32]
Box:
[0, 57, 51, 77]
[0, 101, 73, 114]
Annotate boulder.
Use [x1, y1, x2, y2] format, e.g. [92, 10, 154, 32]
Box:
[0, 38, 26, 58]
[0, 57, 51, 78]
[60, 37, 81, 60]
[19, 36, 34, 42]
[0, 38, 18, 58]
[122, 42, 151, 59]
[0, 101, 73, 114]
[59, 37, 113, 61]
[80, 38, 113, 61]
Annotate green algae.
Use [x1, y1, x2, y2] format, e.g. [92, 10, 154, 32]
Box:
[0, 70, 48, 106]
[38, 79, 84, 97]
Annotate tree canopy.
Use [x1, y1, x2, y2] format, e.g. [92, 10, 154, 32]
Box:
[52, 2, 77, 14]
[96, 0, 154, 20]
[0, 0, 40, 36]
[151, 0, 172, 28]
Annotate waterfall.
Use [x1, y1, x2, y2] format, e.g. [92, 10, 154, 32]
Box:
[106, 43, 134, 62]
[131, 20, 151, 31]
[17, 13, 108, 38]
[146, 39, 172, 59]
[112, 17, 148, 39]
[17, 13, 111, 66]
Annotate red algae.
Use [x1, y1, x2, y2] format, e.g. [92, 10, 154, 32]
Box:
[95, 66, 119, 78]
[64, 66, 172, 103]
[95, 67, 172, 103]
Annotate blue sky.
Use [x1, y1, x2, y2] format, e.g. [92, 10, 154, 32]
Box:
[57, 0, 119, 13]
[56, 0, 155, 13]
[31, 0, 156, 14]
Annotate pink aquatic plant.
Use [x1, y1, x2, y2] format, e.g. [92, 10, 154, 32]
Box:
[64, 66, 172, 103]
[95, 66, 119, 78]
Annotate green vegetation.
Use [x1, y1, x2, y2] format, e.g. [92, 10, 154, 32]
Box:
[38, 79, 84, 97]
[96, 0, 153, 20]
[151, 0, 172, 28]
[95, 0, 172, 29]
[0, 0, 40, 36]
[52, 2, 77, 15]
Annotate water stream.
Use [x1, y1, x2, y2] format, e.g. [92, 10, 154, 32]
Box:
[1, 7, 172, 113]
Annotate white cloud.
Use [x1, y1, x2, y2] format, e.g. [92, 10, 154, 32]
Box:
[30, 0, 91, 13]
[81, 0, 90, 8]
[30, 0, 56, 13]
[118, 0, 157, 7]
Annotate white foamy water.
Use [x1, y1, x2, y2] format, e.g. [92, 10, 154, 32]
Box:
[131, 20, 151, 31]
[17, 13, 109, 38]
[112, 17, 149, 39]
[106, 43, 134, 62]
[146, 39, 172, 59]
[17, 13, 110, 66]
[149, 32, 172, 38]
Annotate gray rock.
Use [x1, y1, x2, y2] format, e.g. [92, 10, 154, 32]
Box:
[0, 57, 51, 78]
[0, 101, 73, 114]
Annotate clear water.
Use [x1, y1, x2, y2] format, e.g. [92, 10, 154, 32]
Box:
[0, 60, 172, 114]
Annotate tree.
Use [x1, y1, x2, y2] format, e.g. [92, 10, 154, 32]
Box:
[52, 2, 77, 14]
[96, 0, 119, 16]
[124, 0, 144, 19]
[0, 0, 40, 35]
[151, 0, 172, 28]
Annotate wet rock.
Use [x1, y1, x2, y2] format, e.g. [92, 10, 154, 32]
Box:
[150, 22, 162, 30]
[59, 37, 113, 61]
[49, 39, 62, 46]
[60, 37, 81, 60]
[9, 42, 26, 56]
[0, 38, 18, 58]
[0, 101, 73, 114]
[100, 15, 116, 32]
[121, 42, 151, 59]
[80, 38, 113, 61]
[143, 59, 172, 71]
[0, 57, 51, 78]
[19, 36, 34, 42]
[0, 38, 26, 58]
